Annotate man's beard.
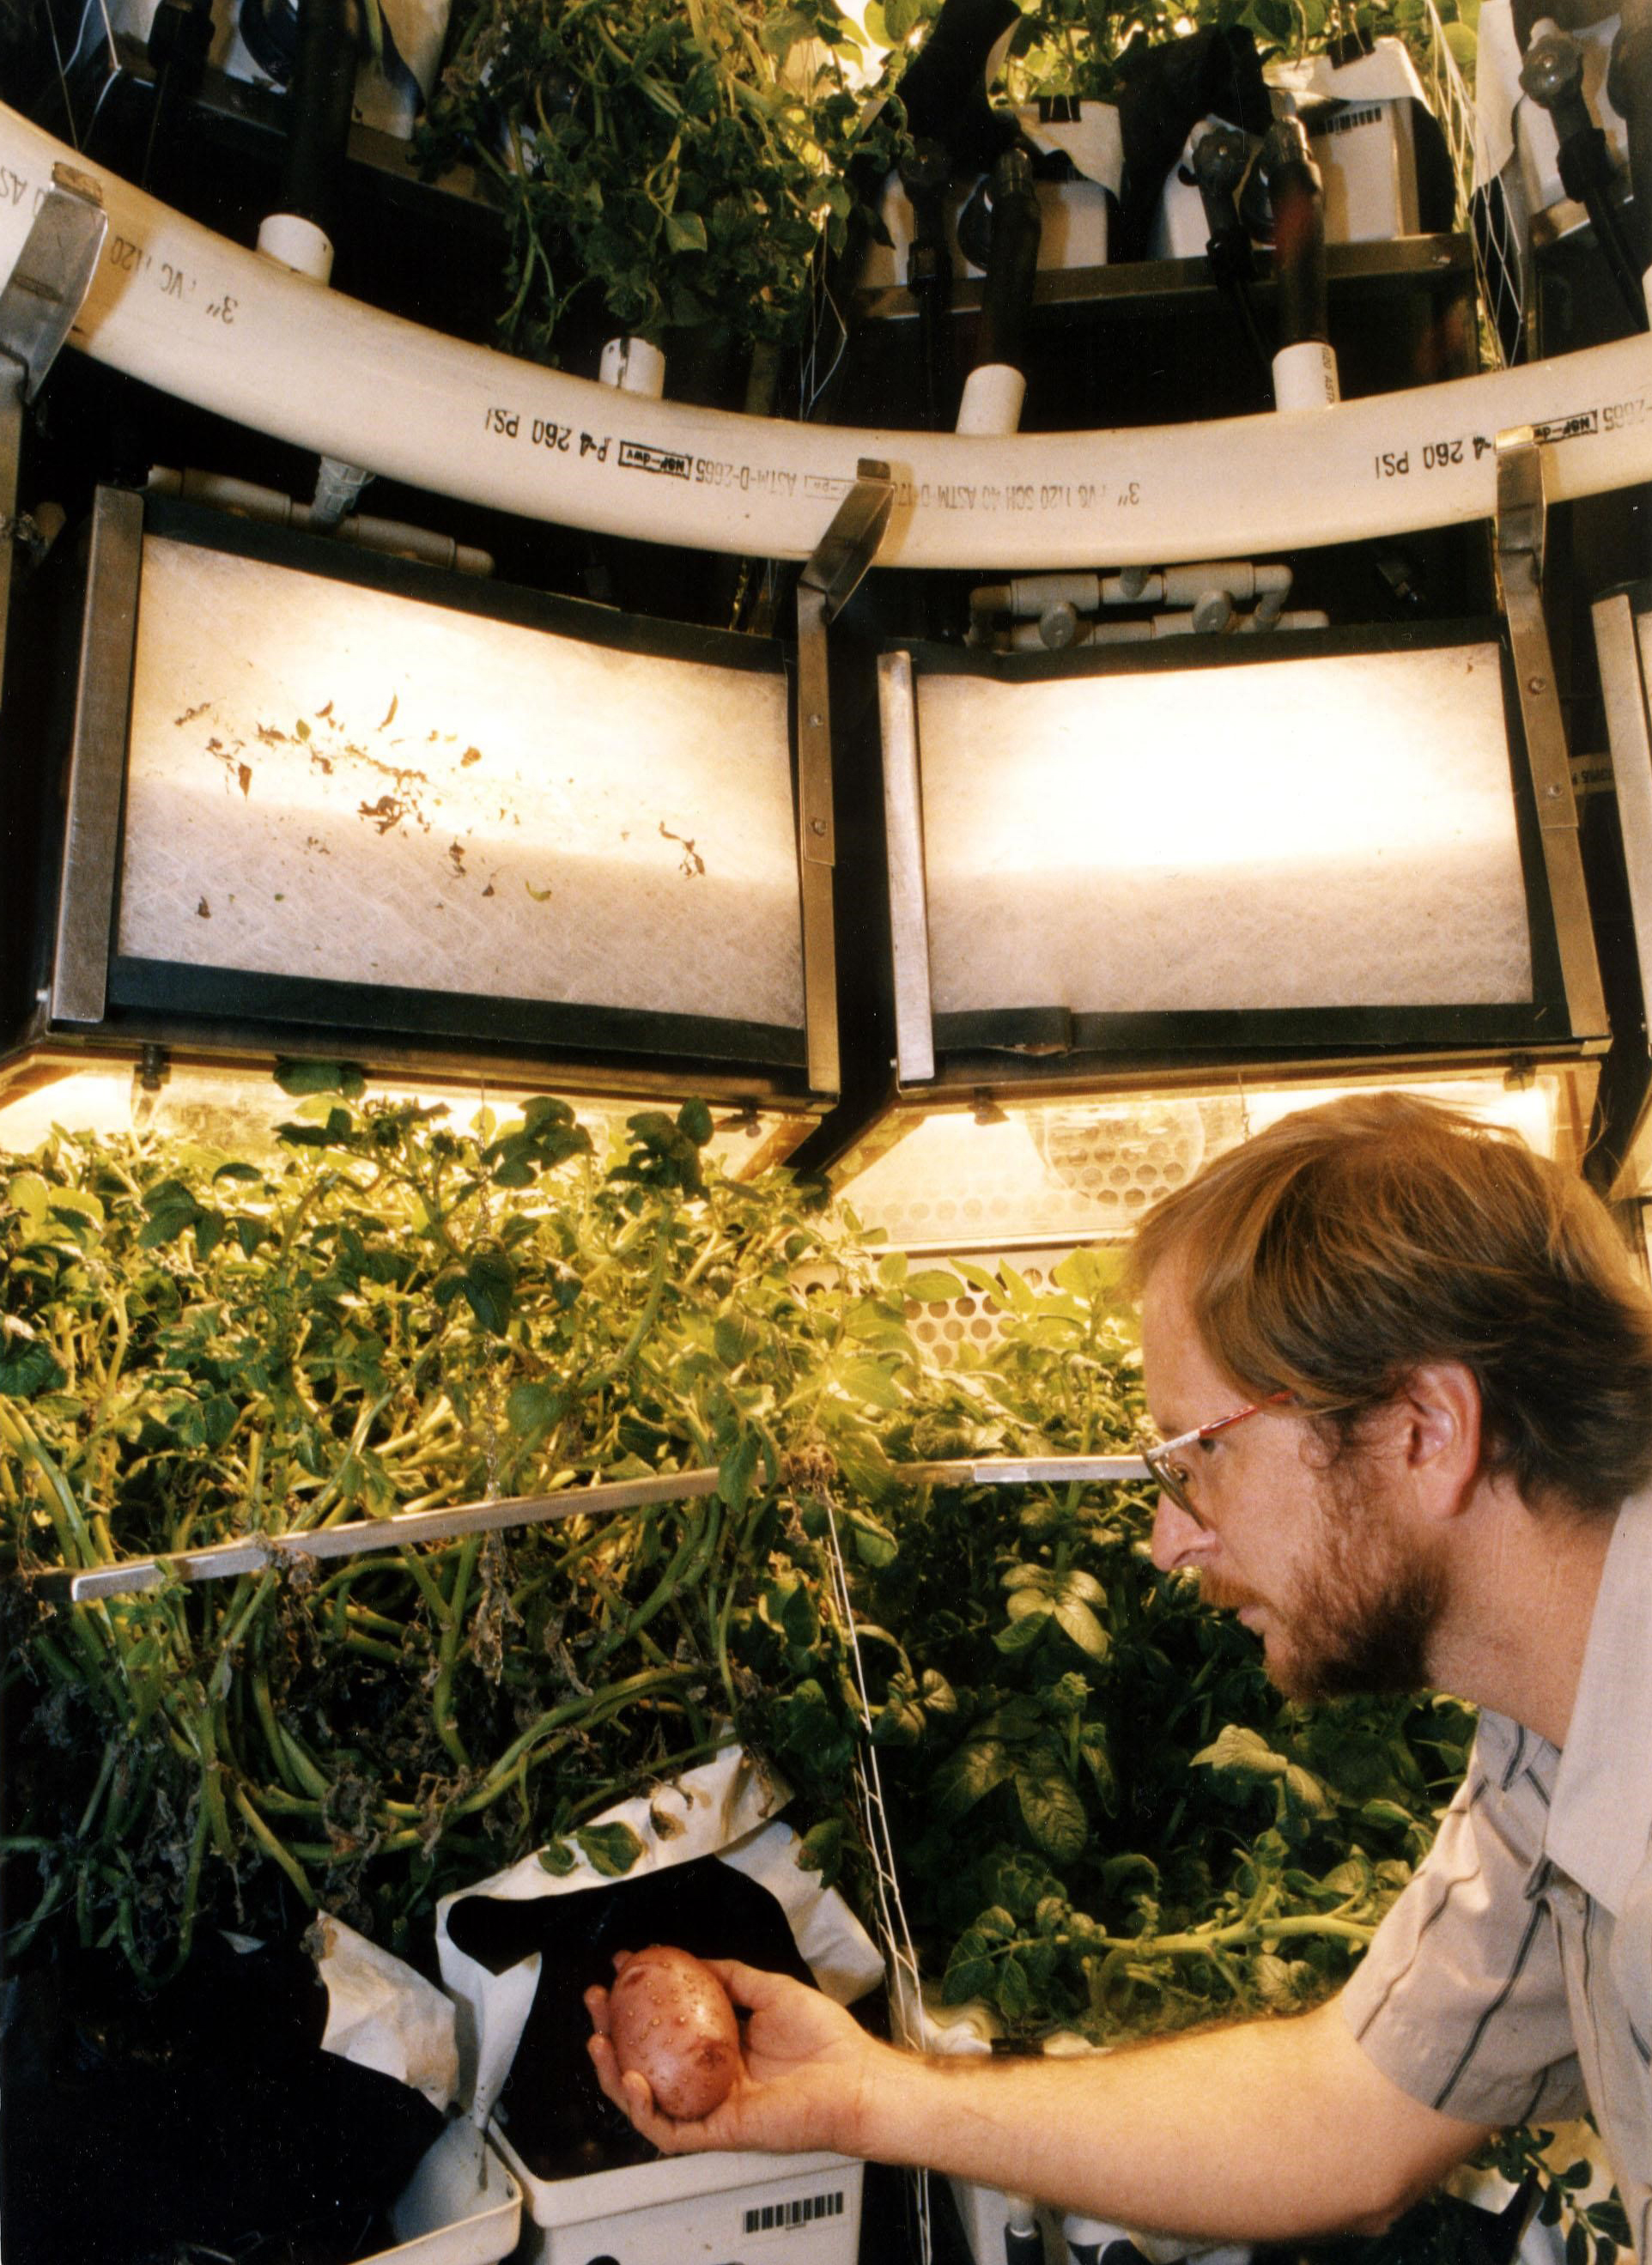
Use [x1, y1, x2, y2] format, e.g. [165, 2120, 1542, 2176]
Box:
[1206, 1455, 1445, 1703]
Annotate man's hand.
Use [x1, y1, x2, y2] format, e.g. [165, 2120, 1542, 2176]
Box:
[586, 1954, 890, 2159]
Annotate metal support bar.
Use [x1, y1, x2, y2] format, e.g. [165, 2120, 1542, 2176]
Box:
[878, 648, 937, 1085]
[1593, 589, 1652, 1197]
[794, 458, 896, 1099]
[33, 1454, 1154, 1601]
[51, 485, 145, 1026]
[1495, 430, 1608, 1040]
[0, 164, 106, 713]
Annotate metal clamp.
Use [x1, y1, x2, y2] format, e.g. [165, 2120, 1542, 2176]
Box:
[794, 458, 896, 1098]
[0, 167, 108, 699]
[0, 163, 108, 403]
[1495, 428, 1607, 1041]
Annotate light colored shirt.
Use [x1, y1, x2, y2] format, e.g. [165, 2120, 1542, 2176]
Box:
[1339, 1489, 1652, 2258]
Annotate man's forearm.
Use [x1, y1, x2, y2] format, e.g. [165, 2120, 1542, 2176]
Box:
[845, 2000, 1490, 2243]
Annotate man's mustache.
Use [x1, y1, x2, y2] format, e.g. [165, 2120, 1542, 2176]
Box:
[1197, 1571, 1266, 1616]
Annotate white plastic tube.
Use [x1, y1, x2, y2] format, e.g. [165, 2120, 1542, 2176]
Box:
[5, 104, 1652, 568]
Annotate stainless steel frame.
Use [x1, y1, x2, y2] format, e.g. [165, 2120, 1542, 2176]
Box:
[0, 164, 107, 722]
[795, 459, 895, 1096]
[1494, 431, 1608, 1043]
[49, 486, 144, 1027]
[1592, 583, 1652, 1198]
[878, 649, 935, 1087]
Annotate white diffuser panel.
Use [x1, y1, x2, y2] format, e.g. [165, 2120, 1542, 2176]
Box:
[915, 644, 1533, 1017]
[118, 539, 803, 1029]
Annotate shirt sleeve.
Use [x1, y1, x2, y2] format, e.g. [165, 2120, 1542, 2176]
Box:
[1339, 1740, 1588, 2128]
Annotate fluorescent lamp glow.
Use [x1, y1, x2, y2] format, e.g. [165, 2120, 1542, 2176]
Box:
[0, 1061, 804, 1177]
[836, 1072, 1570, 1250]
[915, 644, 1534, 1014]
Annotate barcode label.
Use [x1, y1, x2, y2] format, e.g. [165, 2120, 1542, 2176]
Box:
[742, 2189, 846, 2237]
[1315, 104, 1382, 137]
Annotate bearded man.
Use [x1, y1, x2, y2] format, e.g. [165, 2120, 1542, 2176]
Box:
[588, 1092, 1652, 2260]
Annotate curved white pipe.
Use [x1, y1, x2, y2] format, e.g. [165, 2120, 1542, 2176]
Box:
[6, 104, 1652, 568]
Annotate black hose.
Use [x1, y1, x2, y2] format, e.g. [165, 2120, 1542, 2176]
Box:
[1521, 21, 1648, 331]
[273, 0, 359, 246]
[900, 137, 956, 430]
[897, 0, 1023, 177]
[1193, 124, 1270, 373]
[975, 144, 1043, 376]
[1260, 117, 1328, 352]
[1608, 0, 1652, 288]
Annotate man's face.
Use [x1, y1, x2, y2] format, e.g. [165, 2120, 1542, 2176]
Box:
[1139, 1260, 1443, 1702]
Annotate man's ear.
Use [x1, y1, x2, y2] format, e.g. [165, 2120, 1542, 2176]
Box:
[1392, 1361, 1483, 1519]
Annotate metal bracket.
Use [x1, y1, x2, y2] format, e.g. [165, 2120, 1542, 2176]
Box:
[0, 167, 107, 699]
[1495, 428, 1607, 1039]
[0, 163, 108, 404]
[310, 454, 374, 531]
[794, 458, 896, 1098]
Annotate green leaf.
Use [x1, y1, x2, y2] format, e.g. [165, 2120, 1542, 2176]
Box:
[276, 1108, 355, 1150]
[1052, 1595, 1109, 1660]
[834, 1357, 906, 1412]
[6, 1171, 51, 1239]
[797, 1818, 844, 1884]
[274, 1058, 367, 1098]
[993, 1612, 1049, 1656]
[0, 1337, 67, 1399]
[576, 1821, 646, 1877]
[1014, 1759, 1087, 1861]
[138, 1179, 203, 1248]
[903, 1271, 964, 1303]
[460, 1249, 516, 1333]
[995, 1952, 1034, 2024]
[941, 1936, 994, 2005]
[1193, 1725, 1289, 1778]
[663, 209, 708, 254]
[718, 1430, 761, 1512]
[848, 1509, 898, 1569]
[507, 1381, 567, 1436]
[538, 1837, 578, 1876]
[932, 1737, 1014, 1820]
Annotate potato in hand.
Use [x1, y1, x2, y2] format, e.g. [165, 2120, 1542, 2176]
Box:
[607, 1946, 742, 2120]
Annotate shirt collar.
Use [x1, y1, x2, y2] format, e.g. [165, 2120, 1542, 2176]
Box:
[1545, 1487, 1652, 1915]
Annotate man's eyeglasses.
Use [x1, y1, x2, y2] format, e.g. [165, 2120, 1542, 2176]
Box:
[1139, 1390, 1294, 1527]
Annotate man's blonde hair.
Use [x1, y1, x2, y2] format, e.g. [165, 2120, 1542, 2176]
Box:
[1127, 1091, 1652, 1515]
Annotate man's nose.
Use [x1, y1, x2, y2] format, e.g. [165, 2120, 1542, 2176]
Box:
[1150, 1491, 1212, 1573]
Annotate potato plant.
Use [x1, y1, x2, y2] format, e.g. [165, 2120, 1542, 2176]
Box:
[0, 1074, 934, 1976]
[0, 1078, 1621, 2262]
[421, 0, 901, 357]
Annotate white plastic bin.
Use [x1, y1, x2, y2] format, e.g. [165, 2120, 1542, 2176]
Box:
[495, 2130, 863, 2265]
[358, 2119, 522, 2265]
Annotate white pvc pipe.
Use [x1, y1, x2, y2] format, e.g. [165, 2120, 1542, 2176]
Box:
[5, 105, 1652, 568]
[256, 211, 334, 284]
[957, 361, 1027, 435]
[1272, 337, 1340, 410]
[599, 336, 667, 398]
